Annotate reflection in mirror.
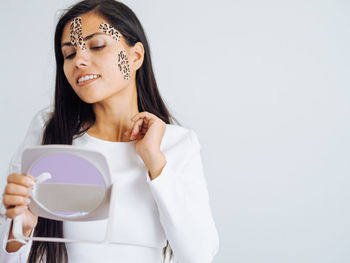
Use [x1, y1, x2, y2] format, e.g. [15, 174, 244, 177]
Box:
[28, 153, 106, 218]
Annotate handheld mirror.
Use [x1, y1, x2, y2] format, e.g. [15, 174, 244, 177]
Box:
[10, 145, 117, 244]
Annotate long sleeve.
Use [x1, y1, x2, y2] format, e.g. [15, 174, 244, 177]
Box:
[146, 129, 220, 263]
[0, 218, 35, 263]
[0, 107, 51, 262]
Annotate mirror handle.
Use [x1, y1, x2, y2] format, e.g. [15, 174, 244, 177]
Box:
[12, 215, 27, 244]
[11, 172, 53, 244]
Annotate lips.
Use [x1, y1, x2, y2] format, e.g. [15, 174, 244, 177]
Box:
[76, 73, 101, 84]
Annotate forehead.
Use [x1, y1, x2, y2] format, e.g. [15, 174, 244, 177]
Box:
[61, 12, 107, 43]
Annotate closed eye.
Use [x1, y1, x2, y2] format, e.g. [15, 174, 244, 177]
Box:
[65, 53, 76, 59]
[64, 46, 105, 60]
[91, 46, 105, 50]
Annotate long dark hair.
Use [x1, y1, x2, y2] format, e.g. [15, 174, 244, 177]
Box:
[28, 0, 177, 262]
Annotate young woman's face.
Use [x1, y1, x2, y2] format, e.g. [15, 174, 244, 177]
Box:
[61, 12, 132, 104]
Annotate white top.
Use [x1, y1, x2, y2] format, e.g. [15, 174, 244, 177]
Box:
[0, 106, 219, 263]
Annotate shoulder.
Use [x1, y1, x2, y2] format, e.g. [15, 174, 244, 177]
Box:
[7, 105, 54, 174]
[30, 105, 54, 127]
[163, 124, 200, 148]
[161, 124, 201, 165]
[21, 105, 54, 146]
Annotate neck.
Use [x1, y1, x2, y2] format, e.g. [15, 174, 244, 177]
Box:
[87, 83, 139, 142]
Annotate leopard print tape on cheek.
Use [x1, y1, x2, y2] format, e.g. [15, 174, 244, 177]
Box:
[118, 50, 131, 80]
[99, 22, 121, 41]
[70, 17, 87, 50]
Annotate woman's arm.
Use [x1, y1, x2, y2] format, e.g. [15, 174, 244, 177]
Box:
[0, 107, 50, 261]
[146, 130, 220, 263]
[0, 216, 35, 262]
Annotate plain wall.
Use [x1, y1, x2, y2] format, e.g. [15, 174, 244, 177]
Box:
[0, 0, 349, 262]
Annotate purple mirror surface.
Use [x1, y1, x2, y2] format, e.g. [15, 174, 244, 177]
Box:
[28, 153, 106, 217]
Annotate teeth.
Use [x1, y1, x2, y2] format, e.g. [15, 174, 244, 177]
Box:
[78, 74, 100, 83]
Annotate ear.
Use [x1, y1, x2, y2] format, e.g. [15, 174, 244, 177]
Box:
[130, 42, 144, 71]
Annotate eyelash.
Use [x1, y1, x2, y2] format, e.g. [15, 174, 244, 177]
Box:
[65, 46, 105, 59]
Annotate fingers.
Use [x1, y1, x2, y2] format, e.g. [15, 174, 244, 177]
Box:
[140, 126, 148, 134]
[125, 129, 132, 137]
[127, 111, 164, 140]
[131, 112, 164, 128]
[3, 173, 34, 215]
[126, 117, 148, 140]
[4, 183, 30, 197]
[3, 195, 31, 208]
[6, 205, 28, 219]
[131, 112, 154, 122]
[131, 118, 143, 139]
[7, 173, 35, 188]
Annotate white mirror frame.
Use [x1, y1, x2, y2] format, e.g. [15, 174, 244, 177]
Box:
[11, 145, 116, 245]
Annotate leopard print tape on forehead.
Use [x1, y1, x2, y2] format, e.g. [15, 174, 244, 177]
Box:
[118, 50, 131, 80]
[99, 22, 121, 41]
[70, 17, 87, 50]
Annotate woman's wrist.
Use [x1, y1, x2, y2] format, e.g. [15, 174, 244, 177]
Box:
[145, 151, 167, 180]
[23, 226, 34, 237]
[6, 222, 32, 252]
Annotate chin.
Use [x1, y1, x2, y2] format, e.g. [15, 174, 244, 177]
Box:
[82, 97, 104, 104]
[76, 93, 104, 104]
[75, 86, 126, 104]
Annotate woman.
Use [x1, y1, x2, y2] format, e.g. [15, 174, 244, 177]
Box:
[0, 0, 219, 262]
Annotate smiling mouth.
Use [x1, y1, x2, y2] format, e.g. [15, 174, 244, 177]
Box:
[76, 74, 101, 85]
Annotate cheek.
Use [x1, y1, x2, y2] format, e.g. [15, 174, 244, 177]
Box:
[117, 50, 131, 80]
[99, 51, 129, 82]
[63, 63, 73, 84]
[63, 62, 79, 90]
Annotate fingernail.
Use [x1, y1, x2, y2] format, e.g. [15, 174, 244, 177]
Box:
[26, 198, 31, 204]
[28, 174, 36, 181]
[28, 181, 35, 188]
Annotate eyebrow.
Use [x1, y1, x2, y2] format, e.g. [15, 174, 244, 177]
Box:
[61, 32, 106, 47]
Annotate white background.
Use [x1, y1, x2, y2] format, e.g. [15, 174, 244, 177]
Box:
[0, 0, 349, 262]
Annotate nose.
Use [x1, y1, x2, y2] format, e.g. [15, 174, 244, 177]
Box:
[74, 48, 90, 68]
